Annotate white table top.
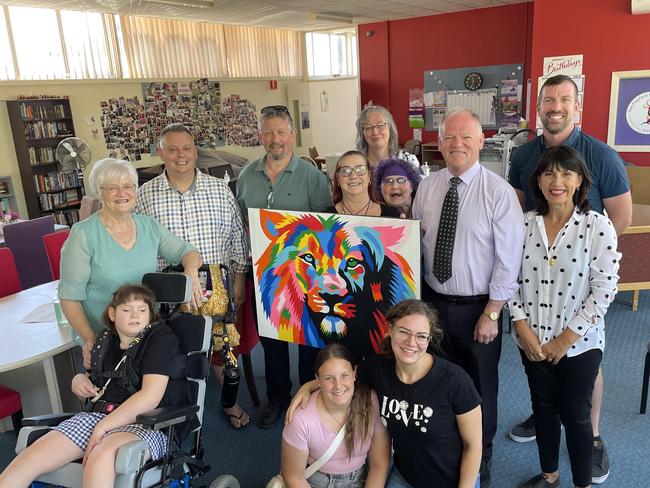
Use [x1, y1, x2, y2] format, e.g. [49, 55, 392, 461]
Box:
[0, 281, 76, 373]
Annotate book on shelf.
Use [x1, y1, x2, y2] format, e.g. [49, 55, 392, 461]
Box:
[28, 146, 56, 165]
[19, 103, 67, 119]
[33, 171, 81, 193]
[24, 120, 72, 140]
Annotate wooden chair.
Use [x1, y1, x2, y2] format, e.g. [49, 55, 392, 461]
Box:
[3, 215, 55, 289]
[308, 146, 319, 160]
[299, 155, 320, 169]
[43, 230, 71, 281]
[0, 247, 21, 298]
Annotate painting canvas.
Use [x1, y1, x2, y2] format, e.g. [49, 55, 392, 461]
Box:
[249, 208, 421, 358]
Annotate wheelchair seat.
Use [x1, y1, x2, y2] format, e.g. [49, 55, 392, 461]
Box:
[13, 273, 240, 488]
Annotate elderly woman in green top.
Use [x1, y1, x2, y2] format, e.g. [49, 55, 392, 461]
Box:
[58, 158, 203, 367]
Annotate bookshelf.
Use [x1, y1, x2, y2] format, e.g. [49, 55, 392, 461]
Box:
[0, 175, 18, 214]
[6, 98, 84, 226]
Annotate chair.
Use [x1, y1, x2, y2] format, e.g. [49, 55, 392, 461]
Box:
[3, 215, 55, 289]
[79, 196, 101, 221]
[14, 273, 240, 488]
[43, 230, 70, 281]
[642, 342, 650, 414]
[403, 139, 422, 160]
[0, 384, 22, 435]
[0, 248, 21, 298]
[308, 146, 319, 160]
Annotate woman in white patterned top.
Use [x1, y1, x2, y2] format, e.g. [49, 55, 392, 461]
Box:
[508, 146, 620, 488]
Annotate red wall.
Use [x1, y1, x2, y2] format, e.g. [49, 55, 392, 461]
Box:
[358, 3, 533, 143]
[530, 0, 650, 166]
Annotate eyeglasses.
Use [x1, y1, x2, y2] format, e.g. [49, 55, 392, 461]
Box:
[382, 176, 408, 186]
[100, 183, 137, 195]
[267, 191, 274, 209]
[261, 105, 290, 116]
[338, 165, 369, 177]
[362, 122, 388, 133]
[394, 326, 430, 346]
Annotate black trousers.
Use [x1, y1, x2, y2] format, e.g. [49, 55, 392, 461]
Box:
[261, 336, 319, 404]
[520, 347, 601, 487]
[427, 290, 500, 462]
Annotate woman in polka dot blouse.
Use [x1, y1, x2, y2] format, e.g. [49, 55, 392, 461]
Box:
[508, 146, 620, 488]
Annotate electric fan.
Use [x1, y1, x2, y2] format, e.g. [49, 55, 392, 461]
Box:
[56, 137, 92, 178]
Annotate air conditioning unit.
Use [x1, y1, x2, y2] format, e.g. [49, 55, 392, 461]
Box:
[632, 0, 650, 14]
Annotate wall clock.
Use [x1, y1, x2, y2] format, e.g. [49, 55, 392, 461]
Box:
[464, 72, 483, 91]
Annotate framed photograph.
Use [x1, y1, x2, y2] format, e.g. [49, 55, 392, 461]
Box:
[607, 70, 650, 152]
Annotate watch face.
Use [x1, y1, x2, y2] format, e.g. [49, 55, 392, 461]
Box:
[464, 72, 483, 91]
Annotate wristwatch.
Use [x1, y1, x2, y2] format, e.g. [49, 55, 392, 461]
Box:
[483, 311, 499, 321]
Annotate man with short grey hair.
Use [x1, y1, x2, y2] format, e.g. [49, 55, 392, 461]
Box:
[236, 105, 332, 428]
[413, 108, 524, 487]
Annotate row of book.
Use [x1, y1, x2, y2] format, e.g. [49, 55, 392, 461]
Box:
[51, 208, 80, 226]
[28, 146, 56, 165]
[38, 189, 81, 212]
[19, 103, 68, 119]
[34, 171, 81, 194]
[23, 121, 72, 140]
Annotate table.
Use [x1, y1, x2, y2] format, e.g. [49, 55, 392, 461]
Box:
[0, 281, 78, 419]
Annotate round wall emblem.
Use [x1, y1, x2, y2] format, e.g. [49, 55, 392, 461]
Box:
[626, 91, 650, 135]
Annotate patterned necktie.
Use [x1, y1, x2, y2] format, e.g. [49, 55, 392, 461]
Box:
[433, 176, 461, 284]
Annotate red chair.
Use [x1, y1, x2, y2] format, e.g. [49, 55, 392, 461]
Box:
[0, 384, 22, 435]
[0, 247, 21, 298]
[43, 230, 70, 281]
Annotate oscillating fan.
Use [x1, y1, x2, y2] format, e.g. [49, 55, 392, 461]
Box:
[56, 137, 92, 177]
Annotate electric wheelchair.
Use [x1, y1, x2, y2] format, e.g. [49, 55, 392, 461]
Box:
[13, 272, 240, 488]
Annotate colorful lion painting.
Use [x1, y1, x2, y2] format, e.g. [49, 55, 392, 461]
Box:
[251, 209, 419, 358]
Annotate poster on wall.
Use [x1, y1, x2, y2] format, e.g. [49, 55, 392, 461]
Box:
[249, 208, 421, 357]
[537, 55, 584, 134]
[607, 70, 650, 152]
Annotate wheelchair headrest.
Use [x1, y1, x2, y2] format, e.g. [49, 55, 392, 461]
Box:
[142, 272, 192, 305]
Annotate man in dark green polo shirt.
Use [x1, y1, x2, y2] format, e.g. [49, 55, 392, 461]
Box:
[236, 105, 332, 428]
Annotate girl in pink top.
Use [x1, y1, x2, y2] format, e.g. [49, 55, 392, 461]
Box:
[281, 344, 390, 487]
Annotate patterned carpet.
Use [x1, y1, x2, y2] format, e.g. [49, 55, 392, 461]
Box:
[1, 290, 649, 487]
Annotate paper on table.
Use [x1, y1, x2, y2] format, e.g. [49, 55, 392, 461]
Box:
[20, 302, 56, 323]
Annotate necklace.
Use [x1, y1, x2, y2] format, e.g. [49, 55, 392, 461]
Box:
[341, 199, 371, 216]
[322, 400, 348, 428]
[102, 214, 134, 245]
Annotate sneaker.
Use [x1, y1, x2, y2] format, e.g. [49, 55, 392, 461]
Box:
[592, 439, 610, 484]
[509, 414, 536, 442]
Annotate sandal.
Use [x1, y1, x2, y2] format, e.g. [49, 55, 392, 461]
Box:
[222, 408, 250, 430]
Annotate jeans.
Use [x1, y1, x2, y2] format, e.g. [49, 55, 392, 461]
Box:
[520, 347, 601, 487]
[307, 465, 367, 488]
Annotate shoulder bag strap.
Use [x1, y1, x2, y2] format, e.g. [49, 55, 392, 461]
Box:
[304, 425, 346, 479]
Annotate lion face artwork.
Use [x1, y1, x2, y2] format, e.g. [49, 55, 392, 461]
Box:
[250, 209, 420, 358]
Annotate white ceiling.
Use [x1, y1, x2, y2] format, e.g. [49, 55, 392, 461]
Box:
[1, 0, 530, 30]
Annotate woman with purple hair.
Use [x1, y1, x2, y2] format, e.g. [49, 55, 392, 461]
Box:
[374, 157, 422, 218]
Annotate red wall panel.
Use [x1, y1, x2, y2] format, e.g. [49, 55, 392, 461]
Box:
[358, 3, 533, 144]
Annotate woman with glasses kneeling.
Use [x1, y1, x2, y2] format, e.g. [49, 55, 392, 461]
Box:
[326, 151, 399, 218]
[287, 300, 482, 488]
[510, 146, 620, 488]
[58, 158, 203, 369]
[281, 343, 390, 487]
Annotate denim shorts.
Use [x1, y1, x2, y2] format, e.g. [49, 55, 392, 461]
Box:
[307, 464, 367, 488]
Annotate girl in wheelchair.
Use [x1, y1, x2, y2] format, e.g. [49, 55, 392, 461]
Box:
[0, 284, 193, 488]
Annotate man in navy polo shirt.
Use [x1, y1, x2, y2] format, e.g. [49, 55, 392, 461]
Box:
[508, 74, 632, 485]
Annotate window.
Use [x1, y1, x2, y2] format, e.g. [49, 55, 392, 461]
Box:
[9, 6, 66, 79]
[0, 7, 15, 80]
[306, 29, 357, 79]
[60, 10, 116, 79]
